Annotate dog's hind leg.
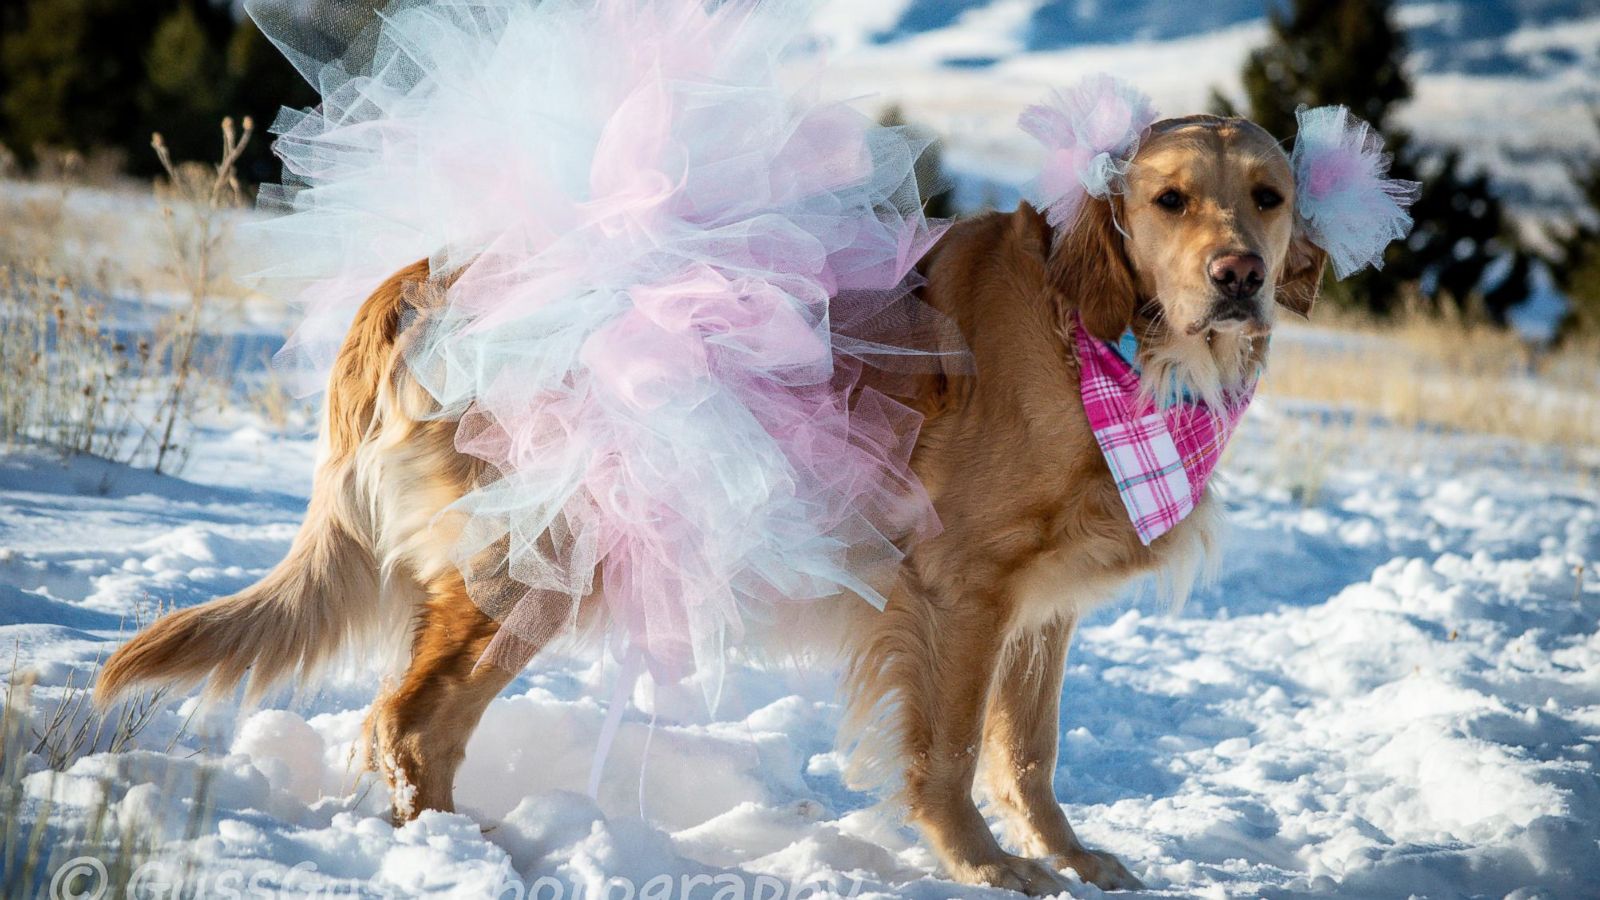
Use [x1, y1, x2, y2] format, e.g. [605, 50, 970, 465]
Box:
[367, 569, 521, 821]
[980, 615, 1143, 891]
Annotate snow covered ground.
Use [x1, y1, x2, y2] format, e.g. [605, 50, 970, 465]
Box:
[3, 318, 1599, 898]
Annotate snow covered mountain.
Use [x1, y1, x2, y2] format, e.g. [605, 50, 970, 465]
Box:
[875, 0, 1595, 63]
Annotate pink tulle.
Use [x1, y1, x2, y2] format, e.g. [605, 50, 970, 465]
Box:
[1019, 74, 1157, 229]
[242, 0, 963, 707]
[1290, 105, 1421, 279]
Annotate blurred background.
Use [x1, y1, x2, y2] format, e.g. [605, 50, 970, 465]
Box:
[0, 0, 1598, 466]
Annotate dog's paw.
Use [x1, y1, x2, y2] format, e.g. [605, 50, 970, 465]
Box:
[1050, 848, 1144, 891]
[954, 854, 1074, 896]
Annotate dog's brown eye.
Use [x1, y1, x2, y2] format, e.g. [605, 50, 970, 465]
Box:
[1255, 188, 1284, 210]
[1155, 189, 1185, 212]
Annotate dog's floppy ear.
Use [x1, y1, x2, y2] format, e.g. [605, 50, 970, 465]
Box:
[1275, 225, 1327, 319]
[1048, 198, 1138, 341]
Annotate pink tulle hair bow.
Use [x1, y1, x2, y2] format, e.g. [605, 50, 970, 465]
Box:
[1019, 74, 1158, 229]
[1290, 105, 1421, 279]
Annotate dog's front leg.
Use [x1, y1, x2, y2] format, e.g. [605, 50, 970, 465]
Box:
[981, 615, 1143, 890]
[894, 592, 1075, 896]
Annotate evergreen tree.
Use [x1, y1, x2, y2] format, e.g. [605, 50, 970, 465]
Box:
[0, 1, 28, 145]
[225, 16, 319, 184]
[1551, 134, 1600, 338]
[1239, 0, 1410, 138]
[1226, 0, 1533, 321]
[0, 0, 158, 161]
[1364, 148, 1528, 322]
[141, 3, 230, 167]
[0, 0, 312, 181]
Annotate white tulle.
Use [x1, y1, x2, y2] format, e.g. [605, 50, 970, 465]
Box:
[1018, 74, 1158, 229]
[1291, 104, 1422, 279]
[241, 0, 961, 705]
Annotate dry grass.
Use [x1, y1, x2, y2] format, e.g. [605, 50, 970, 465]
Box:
[0, 120, 260, 473]
[28, 652, 184, 775]
[0, 147, 150, 290]
[0, 267, 166, 460]
[2, 669, 183, 900]
[6, 604, 185, 776]
[246, 368, 307, 432]
[0, 165, 80, 275]
[145, 118, 254, 473]
[1262, 306, 1600, 460]
[1, 625, 196, 899]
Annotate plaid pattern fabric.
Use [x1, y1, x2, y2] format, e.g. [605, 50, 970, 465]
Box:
[1075, 315, 1253, 545]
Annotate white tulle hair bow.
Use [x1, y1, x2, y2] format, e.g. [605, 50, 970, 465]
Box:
[1019, 74, 1158, 229]
[1289, 104, 1422, 279]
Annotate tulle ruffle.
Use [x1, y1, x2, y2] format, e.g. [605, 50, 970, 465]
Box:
[1018, 74, 1157, 230]
[1291, 104, 1422, 279]
[243, 0, 963, 699]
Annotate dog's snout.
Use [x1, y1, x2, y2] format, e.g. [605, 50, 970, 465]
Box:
[1208, 252, 1265, 299]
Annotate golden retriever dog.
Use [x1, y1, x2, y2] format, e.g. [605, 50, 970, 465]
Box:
[97, 113, 1325, 894]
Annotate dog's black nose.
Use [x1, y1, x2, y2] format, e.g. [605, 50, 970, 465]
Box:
[1209, 253, 1265, 299]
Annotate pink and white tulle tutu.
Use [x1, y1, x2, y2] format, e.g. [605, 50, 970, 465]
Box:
[242, 0, 959, 714]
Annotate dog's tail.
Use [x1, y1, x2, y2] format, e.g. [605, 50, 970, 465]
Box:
[94, 263, 425, 709]
[95, 485, 379, 708]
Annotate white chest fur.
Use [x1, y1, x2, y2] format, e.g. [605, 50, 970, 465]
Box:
[1005, 493, 1225, 638]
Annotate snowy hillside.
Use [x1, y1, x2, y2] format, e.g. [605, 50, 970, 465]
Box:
[813, 0, 1600, 223]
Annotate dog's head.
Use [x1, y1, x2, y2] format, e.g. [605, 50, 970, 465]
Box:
[1059, 115, 1327, 347]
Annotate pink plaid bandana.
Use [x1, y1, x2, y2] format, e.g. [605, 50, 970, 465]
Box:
[1075, 315, 1254, 545]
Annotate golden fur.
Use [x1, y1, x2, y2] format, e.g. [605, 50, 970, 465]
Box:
[98, 116, 1324, 893]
